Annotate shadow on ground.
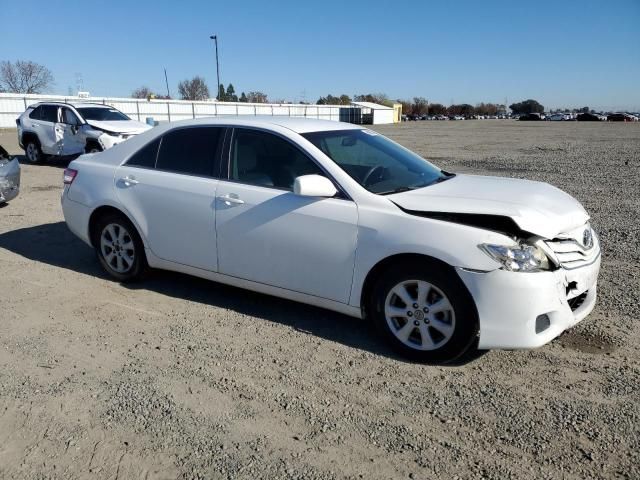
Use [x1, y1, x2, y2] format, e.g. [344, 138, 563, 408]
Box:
[14, 154, 75, 168]
[0, 221, 487, 365]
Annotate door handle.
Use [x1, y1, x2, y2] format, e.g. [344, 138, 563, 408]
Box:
[120, 176, 139, 187]
[217, 194, 244, 205]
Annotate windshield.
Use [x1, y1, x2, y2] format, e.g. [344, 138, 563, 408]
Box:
[76, 107, 130, 121]
[302, 129, 450, 194]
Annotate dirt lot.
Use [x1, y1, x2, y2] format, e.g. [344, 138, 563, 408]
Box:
[0, 121, 638, 480]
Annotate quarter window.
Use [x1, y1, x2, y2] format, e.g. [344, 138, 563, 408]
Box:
[230, 129, 322, 189]
[155, 127, 222, 177]
[126, 138, 160, 168]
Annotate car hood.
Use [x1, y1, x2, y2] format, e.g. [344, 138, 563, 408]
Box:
[85, 119, 151, 135]
[388, 174, 589, 239]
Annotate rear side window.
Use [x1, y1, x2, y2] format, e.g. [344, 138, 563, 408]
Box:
[40, 105, 59, 122]
[156, 127, 222, 177]
[126, 138, 160, 168]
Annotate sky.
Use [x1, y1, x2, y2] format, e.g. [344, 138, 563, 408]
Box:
[1, 0, 639, 111]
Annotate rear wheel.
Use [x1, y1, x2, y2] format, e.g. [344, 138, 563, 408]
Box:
[24, 139, 43, 164]
[92, 213, 146, 282]
[370, 261, 479, 363]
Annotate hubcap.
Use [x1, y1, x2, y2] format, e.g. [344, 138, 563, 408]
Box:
[100, 223, 135, 273]
[384, 280, 456, 351]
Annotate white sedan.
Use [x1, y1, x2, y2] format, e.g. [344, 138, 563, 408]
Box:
[61, 117, 601, 362]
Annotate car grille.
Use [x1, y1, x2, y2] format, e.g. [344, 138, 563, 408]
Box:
[545, 237, 600, 270]
[568, 291, 588, 311]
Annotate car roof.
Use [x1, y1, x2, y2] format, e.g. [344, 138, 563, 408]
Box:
[29, 101, 114, 109]
[152, 116, 364, 134]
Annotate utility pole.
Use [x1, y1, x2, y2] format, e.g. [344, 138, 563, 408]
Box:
[210, 35, 221, 100]
[164, 68, 171, 98]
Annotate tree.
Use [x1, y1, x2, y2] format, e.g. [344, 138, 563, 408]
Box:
[579, 106, 589, 113]
[509, 99, 544, 115]
[354, 93, 392, 107]
[428, 103, 447, 115]
[226, 84, 238, 102]
[239, 92, 248, 102]
[177, 76, 210, 100]
[475, 102, 499, 116]
[246, 91, 268, 103]
[412, 97, 429, 115]
[0, 60, 54, 94]
[316, 94, 351, 105]
[131, 86, 154, 99]
[448, 104, 475, 117]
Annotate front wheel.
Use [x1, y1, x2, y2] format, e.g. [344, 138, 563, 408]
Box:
[370, 262, 479, 363]
[92, 213, 146, 282]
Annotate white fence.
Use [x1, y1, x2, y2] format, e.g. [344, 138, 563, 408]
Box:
[0, 93, 369, 128]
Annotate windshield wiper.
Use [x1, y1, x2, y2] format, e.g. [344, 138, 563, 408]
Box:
[378, 186, 414, 195]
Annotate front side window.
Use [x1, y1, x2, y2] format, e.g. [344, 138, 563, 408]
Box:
[302, 129, 449, 194]
[75, 107, 130, 121]
[155, 127, 222, 177]
[230, 129, 322, 189]
[61, 108, 81, 125]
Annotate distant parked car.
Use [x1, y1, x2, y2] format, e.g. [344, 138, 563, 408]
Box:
[519, 113, 543, 121]
[16, 102, 152, 163]
[0, 145, 20, 204]
[576, 113, 602, 122]
[607, 113, 637, 122]
[546, 114, 565, 121]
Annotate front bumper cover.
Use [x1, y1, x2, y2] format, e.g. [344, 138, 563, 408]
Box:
[457, 253, 601, 349]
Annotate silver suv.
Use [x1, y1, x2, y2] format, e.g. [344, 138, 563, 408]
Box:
[16, 102, 151, 163]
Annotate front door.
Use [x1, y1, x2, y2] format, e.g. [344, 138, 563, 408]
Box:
[215, 128, 358, 303]
[114, 127, 225, 271]
[56, 107, 85, 155]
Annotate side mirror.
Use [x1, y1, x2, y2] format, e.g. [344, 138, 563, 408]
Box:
[293, 174, 337, 198]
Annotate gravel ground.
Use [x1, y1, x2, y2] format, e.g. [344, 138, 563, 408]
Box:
[0, 121, 638, 479]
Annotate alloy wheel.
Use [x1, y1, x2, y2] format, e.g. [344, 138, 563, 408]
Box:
[26, 143, 39, 163]
[384, 279, 456, 351]
[100, 223, 135, 273]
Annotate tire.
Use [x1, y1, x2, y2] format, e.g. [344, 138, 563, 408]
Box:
[370, 260, 479, 363]
[92, 212, 147, 282]
[24, 138, 43, 164]
[85, 143, 103, 154]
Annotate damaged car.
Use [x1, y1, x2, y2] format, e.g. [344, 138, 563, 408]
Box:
[0, 145, 20, 204]
[61, 117, 601, 363]
[16, 102, 151, 163]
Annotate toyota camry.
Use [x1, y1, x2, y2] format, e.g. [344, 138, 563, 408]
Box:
[61, 117, 601, 362]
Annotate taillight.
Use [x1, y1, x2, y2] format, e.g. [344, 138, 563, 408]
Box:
[63, 168, 78, 185]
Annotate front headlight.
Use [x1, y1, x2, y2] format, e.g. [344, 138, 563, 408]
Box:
[478, 242, 551, 272]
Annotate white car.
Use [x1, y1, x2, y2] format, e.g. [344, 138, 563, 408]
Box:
[16, 102, 151, 163]
[61, 117, 601, 362]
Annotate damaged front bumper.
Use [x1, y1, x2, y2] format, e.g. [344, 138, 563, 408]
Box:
[456, 251, 601, 349]
[0, 155, 20, 204]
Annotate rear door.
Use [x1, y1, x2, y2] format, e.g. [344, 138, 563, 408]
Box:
[115, 126, 225, 271]
[28, 105, 58, 154]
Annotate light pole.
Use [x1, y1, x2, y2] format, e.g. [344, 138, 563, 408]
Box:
[209, 35, 221, 100]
